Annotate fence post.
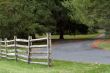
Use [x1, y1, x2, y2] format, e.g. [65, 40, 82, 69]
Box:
[5, 38, 8, 59]
[0, 38, 2, 59]
[14, 36, 17, 61]
[47, 33, 52, 67]
[28, 36, 32, 64]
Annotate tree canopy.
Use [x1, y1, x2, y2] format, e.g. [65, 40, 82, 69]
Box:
[87, 0, 110, 29]
[0, 0, 109, 39]
[0, 0, 55, 38]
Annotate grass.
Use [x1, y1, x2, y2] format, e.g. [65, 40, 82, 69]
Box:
[0, 59, 110, 73]
[52, 34, 99, 40]
[37, 34, 99, 40]
[98, 40, 110, 50]
[36, 33, 100, 45]
[92, 39, 110, 50]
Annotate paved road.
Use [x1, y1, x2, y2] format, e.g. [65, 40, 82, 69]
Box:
[53, 40, 110, 64]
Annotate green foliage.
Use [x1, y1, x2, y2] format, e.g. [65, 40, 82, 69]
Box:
[0, 0, 109, 39]
[86, 0, 110, 37]
[0, 0, 55, 38]
[87, 0, 110, 26]
[63, 0, 110, 27]
[63, 0, 92, 25]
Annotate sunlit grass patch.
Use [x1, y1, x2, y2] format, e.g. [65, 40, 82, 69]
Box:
[0, 59, 110, 73]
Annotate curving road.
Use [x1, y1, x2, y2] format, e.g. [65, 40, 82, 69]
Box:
[52, 39, 110, 64]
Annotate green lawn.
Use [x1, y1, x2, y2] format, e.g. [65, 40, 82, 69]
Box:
[99, 40, 110, 50]
[37, 34, 99, 40]
[52, 34, 99, 39]
[0, 59, 110, 73]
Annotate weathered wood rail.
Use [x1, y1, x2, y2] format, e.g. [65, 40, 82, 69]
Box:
[0, 33, 52, 67]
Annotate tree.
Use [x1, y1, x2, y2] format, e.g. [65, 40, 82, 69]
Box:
[63, 0, 110, 35]
[0, 0, 55, 39]
[63, 0, 92, 25]
[87, 0, 110, 26]
[46, 0, 72, 39]
[0, 0, 103, 39]
[86, 0, 110, 37]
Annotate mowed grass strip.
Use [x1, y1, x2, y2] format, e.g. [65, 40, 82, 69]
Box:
[0, 59, 110, 73]
[99, 40, 110, 50]
[36, 34, 99, 40]
[52, 34, 99, 40]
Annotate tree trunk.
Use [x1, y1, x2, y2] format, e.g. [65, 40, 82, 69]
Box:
[59, 29, 64, 39]
[31, 34, 36, 39]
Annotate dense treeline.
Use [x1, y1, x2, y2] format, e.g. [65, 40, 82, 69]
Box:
[0, 0, 109, 39]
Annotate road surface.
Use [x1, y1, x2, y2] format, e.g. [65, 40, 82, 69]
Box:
[53, 40, 110, 64]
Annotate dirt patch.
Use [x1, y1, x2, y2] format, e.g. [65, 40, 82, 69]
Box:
[91, 39, 110, 49]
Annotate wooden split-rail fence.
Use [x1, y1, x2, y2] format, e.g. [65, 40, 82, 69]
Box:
[0, 33, 52, 67]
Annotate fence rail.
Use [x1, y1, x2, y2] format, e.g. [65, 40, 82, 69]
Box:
[0, 33, 52, 67]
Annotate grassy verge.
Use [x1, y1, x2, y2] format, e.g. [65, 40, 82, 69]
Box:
[52, 34, 99, 40]
[0, 59, 110, 73]
[37, 34, 99, 40]
[98, 40, 110, 50]
[91, 39, 110, 50]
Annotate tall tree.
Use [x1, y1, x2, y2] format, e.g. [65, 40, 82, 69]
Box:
[87, 0, 110, 27]
[63, 0, 110, 34]
[0, 0, 55, 39]
[47, 0, 72, 39]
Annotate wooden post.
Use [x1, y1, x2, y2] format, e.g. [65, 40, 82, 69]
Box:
[14, 36, 17, 61]
[0, 38, 2, 59]
[5, 38, 8, 59]
[28, 36, 32, 64]
[47, 33, 52, 67]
